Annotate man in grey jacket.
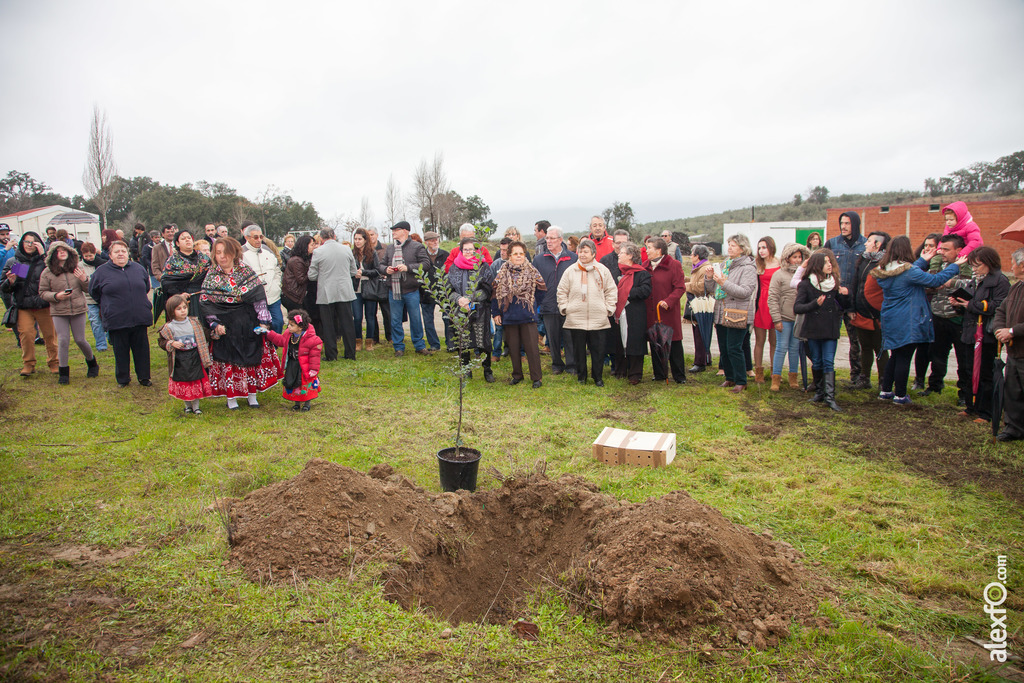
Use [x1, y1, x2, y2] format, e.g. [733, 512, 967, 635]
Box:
[307, 228, 358, 361]
[377, 221, 433, 357]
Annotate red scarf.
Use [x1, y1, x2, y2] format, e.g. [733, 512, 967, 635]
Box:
[615, 263, 645, 321]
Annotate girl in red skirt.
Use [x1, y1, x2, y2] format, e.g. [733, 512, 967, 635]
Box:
[158, 295, 213, 415]
[264, 309, 323, 411]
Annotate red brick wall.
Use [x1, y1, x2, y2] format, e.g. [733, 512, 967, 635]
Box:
[826, 199, 1024, 270]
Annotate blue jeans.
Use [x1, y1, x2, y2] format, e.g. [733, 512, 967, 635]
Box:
[492, 319, 503, 356]
[390, 290, 425, 352]
[806, 338, 838, 373]
[772, 321, 801, 375]
[86, 303, 108, 350]
[352, 293, 378, 340]
[268, 300, 283, 334]
[421, 300, 441, 350]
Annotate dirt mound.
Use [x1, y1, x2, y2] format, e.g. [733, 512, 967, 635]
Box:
[229, 459, 828, 645]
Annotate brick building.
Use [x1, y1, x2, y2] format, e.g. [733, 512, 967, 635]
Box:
[826, 199, 1024, 270]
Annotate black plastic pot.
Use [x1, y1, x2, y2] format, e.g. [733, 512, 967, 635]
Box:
[436, 447, 482, 492]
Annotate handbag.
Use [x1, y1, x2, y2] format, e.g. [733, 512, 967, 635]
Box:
[722, 306, 748, 329]
[361, 276, 387, 302]
[2, 305, 17, 329]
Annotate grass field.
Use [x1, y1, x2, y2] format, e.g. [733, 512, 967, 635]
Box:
[0, 324, 1021, 682]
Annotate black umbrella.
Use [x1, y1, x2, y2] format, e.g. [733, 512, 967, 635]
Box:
[647, 308, 673, 385]
[992, 342, 1007, 440]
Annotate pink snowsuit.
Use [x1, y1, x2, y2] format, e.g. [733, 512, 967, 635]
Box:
[941, 201, 983, 257]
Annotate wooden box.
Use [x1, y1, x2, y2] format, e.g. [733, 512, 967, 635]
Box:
[592, 427, 677, 467]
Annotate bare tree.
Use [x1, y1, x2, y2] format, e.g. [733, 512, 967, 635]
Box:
[231, 200, 251, 231]
[411, 153, 449, 236]
[82, 105, 119, 230]
[383, 174, 404, 227]
[358, 195, 374, 232]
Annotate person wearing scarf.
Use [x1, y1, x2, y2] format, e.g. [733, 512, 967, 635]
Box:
[491, 240, 546, 387]
[871, 236, 967, 407]
[793, 250, 849, 411]
[941, 201, 984, 258]
[199, 236, 283, 410]
[557, 238, 617, 386]
[647, 237, 689, 384]
[685, 244, 714, 372]
[162, 229, 211, 318]
[448, 238, 496, 382]
[824, 211, 867, 387]
[767, 243, 811, 391]
[707, 235, 756, 391]
[614, 242, 651, 384]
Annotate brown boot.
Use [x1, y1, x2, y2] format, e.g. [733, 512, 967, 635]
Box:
[770, 374, 781, 392]
[365, 339, 374, 351]
[788, 372, 799, 389]
[755, 366, 764, 383]
[355, 339, 363, 351]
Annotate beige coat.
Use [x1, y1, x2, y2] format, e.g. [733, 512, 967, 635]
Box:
[39, 245, 89, 317]
[556, 261, 617, 331]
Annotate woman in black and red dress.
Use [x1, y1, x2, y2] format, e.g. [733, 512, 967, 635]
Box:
[199, 237, 283, 410]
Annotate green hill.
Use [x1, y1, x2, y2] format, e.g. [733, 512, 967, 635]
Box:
[638, 189, 1023, 242]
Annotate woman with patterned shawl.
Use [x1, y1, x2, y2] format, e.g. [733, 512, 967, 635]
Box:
[199, 237, 283, 409]
[491, 240, 546, 387]
[162, 229, 211, 317]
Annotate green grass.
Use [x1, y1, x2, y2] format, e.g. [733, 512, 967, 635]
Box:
[0, 327, 1021, 681]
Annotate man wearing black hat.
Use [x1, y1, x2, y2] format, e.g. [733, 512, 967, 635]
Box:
[378, 221, 433, 357]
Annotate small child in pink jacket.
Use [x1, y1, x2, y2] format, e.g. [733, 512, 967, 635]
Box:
[941, 201, 983, 257]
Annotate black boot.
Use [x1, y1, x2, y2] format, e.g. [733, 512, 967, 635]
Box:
[58, 366, 70, 385]
[86, 357, 99, 378]
[823, 371, 842, 412]
[808, 369, 824, 403]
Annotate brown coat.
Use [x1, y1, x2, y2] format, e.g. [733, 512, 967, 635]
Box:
[38, 244, 88, 316]
[993, 280, 1024, 359]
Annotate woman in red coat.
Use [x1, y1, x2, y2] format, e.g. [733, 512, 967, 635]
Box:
[264, 308, 323, 411]
[644, 237, 688, 383]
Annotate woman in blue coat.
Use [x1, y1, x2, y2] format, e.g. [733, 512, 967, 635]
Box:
[872, 236, 968, 404]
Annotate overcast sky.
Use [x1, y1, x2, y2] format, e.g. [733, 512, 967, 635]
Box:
[3, 0, 1022, 232]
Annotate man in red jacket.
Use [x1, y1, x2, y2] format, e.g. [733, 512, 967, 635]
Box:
[588, 216, 614, 261]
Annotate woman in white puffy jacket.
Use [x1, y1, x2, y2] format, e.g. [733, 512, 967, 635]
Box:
[557, 238, 617, 387]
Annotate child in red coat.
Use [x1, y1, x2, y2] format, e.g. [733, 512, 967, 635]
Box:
[263, 309, 323, 411]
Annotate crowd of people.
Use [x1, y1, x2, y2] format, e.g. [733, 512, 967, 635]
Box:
[1, 204, 1021, 442]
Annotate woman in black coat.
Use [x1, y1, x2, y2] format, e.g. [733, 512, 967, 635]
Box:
[793, 250, 848, 411]
[1, 231, 59, 376]
[89, 240, 154, 387]
[950, 246, 1011, 423]
[614, 242, 652, 385]
[448, 238, 495, 382]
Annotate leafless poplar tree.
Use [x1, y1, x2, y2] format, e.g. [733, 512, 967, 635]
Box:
[411, 153, 450, 237]
[358, 195, 374, 231]
[383, 174, 404, 227]
[82, 105, 119, 230]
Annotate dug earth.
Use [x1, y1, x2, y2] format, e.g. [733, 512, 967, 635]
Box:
[229, 459, 831, 648]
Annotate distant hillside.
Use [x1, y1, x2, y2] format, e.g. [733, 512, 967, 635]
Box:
[638, 189, 1024, 242]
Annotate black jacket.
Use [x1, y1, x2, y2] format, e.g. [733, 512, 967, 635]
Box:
[89, 260, 153, 330]
[533, 248, 578, 315]
[0, 232, 49, 310]
[852, 251, 884, 321]
[420, 247, 449, 305]
[959, 272, 1011, 345]
[793, 277, 847, 340]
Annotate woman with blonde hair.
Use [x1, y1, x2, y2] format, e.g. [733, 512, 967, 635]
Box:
[706, 234, 757, 392]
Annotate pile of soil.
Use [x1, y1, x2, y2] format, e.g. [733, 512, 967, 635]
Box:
[229, 459, 829, 646]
